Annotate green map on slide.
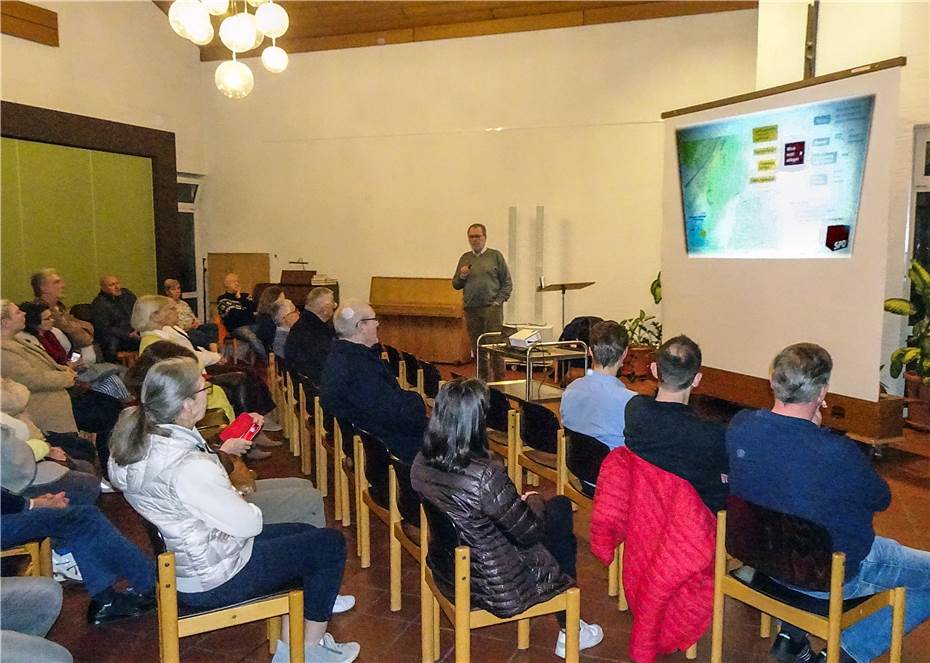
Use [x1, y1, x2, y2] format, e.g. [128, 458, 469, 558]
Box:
[678, 136, 747, 245]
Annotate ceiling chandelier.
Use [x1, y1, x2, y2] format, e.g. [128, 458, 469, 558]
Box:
[168, 0, 290, 99]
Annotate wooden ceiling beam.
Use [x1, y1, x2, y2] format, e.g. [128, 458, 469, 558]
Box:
[1, 1, 58, 47]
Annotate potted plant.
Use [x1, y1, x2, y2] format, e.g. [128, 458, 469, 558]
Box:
[620, 309, 663, 379]
[884, 258, 930, 429]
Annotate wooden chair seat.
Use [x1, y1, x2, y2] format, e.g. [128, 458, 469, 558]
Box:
[0, 538, 52, 577]
[730, 567, 875, 616]
[522, 448, 557, 470]
[175, 582, 301, 618]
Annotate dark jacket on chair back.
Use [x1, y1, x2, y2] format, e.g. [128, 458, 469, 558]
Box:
[411, 453, 571, 618]
[320, 339, 426, 463]
[284, 309, 335, 384]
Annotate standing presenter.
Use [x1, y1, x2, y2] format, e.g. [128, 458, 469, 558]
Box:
[452, 223, 512, 379]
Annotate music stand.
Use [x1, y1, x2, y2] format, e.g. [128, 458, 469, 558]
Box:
[536, 281, 595, 331]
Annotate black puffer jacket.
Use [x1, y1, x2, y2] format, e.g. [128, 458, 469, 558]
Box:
[411, 453, 571, 618]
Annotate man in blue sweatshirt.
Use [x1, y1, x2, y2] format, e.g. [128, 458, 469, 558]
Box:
[727, 343, 930, 663]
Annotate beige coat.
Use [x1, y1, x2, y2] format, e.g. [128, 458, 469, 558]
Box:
[0, 336, 77, 433]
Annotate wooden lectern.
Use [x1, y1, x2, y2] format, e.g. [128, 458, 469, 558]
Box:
[369, 277, 470, 363]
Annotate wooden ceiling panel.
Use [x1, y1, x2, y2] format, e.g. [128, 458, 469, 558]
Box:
[155, 1, 757, 61]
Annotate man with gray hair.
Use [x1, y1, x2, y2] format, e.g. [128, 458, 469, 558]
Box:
[727, 343, 930, 663]
[284, 287, 336, 384]
[320, 299, 426, 463]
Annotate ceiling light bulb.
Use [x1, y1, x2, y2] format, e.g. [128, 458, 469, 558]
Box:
[219, 12, 258, 53]
[251, 29, 265, 51]
[188, 20, 214, 45]
[215, 60, 254, 99]
[169, 0, 201, 39]
[255, 2, 288, 39]
[261, 45, 288, 73]
[201, 0, 229, 16]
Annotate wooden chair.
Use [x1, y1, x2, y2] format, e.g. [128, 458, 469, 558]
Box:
[420, 360, 441, 401]
[557, 429, 627, 611]
[313, 395, 329, 499]
[512, 401, 560, 491]
[156, 551, 304, 663]
[401, 351, 422, 392]
[216, 314, 254, 366]
[419, 502, 582, 663]
[712, 496, 906, 663]
[329, 417, 354, 527]
[388, 457, 422, 612]
[354, 429, 391, 569]
[1, 538, 52, 577]
[486, 387, 515, 467]
[284, 372, 302, 459]
[296, 381, 313, 476]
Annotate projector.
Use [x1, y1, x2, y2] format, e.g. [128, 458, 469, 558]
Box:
[509, 328, 542, 348]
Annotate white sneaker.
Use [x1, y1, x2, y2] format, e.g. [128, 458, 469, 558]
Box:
[52, 551, 83, 582]
[332, 594, 356, 614]
[554, 619, 604, 658]
[307, 633, 360, 663]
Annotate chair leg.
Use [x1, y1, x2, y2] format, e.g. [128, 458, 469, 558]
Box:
[390, 525, 402, 612]
[420, 566, 433, 663]
[517, 618, 530, 650]
[760, 612, 772, 638]
[617, 543, 628, 612]
[686, 643, 697, 659]
[157, 567, 180, 663]
[39, 538, 52, 577]
[608, 548, 619, 597]
[711, 518, 726, 663]
[333, 439, 343, 522]
[889, 586, 906, 663]
[564, 587, 581, 663]
[288, 590, 304, 663]
[267, 617, 281, 653]
[359, 498, 371, 570]
[340, 461, 352, 527]
[432, 598, 440, 661]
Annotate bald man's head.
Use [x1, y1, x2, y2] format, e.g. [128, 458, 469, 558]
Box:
[224, 273, 240, 293]
[99, 275, 123, 297]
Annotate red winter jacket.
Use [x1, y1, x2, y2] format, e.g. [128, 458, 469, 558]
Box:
[590, 447, 716, 663]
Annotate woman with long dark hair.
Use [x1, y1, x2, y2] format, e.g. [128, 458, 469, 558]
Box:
[109, 358, 359, 663]
[411, 378, 604, 658]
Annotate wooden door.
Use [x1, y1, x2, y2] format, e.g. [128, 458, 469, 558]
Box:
[206, 253, 270, 314]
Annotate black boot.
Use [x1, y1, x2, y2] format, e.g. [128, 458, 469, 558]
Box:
[813, 648, 857, 663]
[770, 630, 814, 663]
[87, 587, 156, 625]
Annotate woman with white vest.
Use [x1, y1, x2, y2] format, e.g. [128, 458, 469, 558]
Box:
[108, 357, 360, 663]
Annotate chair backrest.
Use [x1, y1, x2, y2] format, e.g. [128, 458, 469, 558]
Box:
[337, 418, 356, 458]
[378, 344, 401, 378]
[420, 361, 441, 399]
[564, 428, 610, 491]
[725, 495, 834, 592]
[389, 455, 421, 526]
[358, 429, 391, 507]
[486, 387, 511, 433]
[141, 518, 167, 556]
[519, 401, 560, 453]
[421, 499, 460, 583]
[401, 351, 420, 387]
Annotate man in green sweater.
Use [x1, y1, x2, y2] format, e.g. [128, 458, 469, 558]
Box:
[452, 223, 512, 379]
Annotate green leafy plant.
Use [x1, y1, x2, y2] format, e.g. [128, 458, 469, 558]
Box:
[621, 310, 663, 349]
[650, 272, 662, 305]
[885, 259, 930, 381]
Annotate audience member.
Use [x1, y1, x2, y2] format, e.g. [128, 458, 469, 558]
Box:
[163, 278, 218, 350]
[20, 300, 130, 402]
[560, 320, 635, 451]
[133, 295, 222, 367]
[90, 275, 139, 362]
[285, 287, 336, 386]
[320, 299, 426, 463]
[217, 273, 266, 360]
[622, 335, 729, 513]
[727, 343, 930, 663]
[411, 378, 603, 658]
[1, 300, 121, 469]
[255, 285, 284, 355]
[122, 343, 326, 525]
[0, 577, 72, 663]
[1, 423, 156, 626]
[1, 381, 99, 505]
[109, 358, 359, 662]
[30, 268, 95, 354]
[271, 298, 298, 361]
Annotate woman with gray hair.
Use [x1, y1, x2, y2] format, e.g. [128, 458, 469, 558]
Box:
[163, 278, 218, 351]
[109, 358, 360, 663]
[271, 298, 298, 361]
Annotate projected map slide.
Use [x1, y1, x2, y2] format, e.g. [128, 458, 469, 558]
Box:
[676, 95, 874, 258]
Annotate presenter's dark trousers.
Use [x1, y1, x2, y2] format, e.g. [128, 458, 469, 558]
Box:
[464, 304, 505, 381]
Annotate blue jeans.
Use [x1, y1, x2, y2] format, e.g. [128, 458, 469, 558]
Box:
[179, 523, 346, 622]
[0, 505, 155, 598]
[231, 324, 267, 359]
[786, 536, 930, 662]
[0, 577, 72, 662]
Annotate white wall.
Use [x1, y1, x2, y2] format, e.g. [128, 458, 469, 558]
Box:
[0, 1, 206, 173]
[199, 10, 758, 328]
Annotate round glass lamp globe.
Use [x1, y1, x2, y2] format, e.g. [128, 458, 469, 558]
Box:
[188, 20, 214, 45]
[201, 0, 229, 16]
[261, 45, 288, 73]
[246, 0, 269, 6]
[215, 60, 254, 99]
[251, 30, 265, 51]
[255, 2, 288, 39]
[169, 0, 201, 39]
[219, 12, 258, 53]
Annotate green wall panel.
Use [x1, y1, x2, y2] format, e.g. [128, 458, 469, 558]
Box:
[91, 151, 156, 298]
[1, 139, 27, 303]
[0, 139, 156, 308]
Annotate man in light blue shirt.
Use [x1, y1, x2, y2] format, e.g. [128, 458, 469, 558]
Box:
[560, 320, 636, 449]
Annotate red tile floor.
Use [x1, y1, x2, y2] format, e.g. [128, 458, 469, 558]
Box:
[45, 370, 930, 663]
